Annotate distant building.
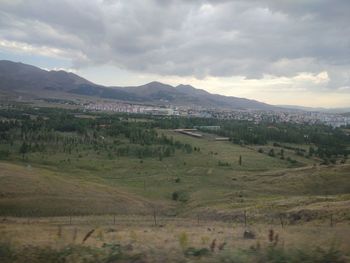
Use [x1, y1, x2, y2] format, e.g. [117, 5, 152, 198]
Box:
[174, 129, 203, 138]
[194, 126, 220, 131]
[215, 137, 229, 141]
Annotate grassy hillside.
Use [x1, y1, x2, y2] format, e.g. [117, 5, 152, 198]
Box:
[0, 162, 154, 216]
[0, 126, 349, 223]
[0, 106, 349, 223]
[0, 106, 350, 262]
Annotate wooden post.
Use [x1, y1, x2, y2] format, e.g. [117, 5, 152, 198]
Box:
[153, 209, 157, 226]
[244, 210, 247, 227]
[279, 214, 284, 229]
[330, 214, 333, 227]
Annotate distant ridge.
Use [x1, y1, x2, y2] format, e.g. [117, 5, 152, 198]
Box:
[278, 105, 350, 114]
[0, 60, 275, 110]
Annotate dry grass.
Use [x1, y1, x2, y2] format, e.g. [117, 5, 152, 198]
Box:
[0, 162, 157, 216]
[1, 217, 349, 262]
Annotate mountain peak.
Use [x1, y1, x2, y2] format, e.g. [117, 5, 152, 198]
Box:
[142, 81, 174, 89]
[146, 81, 166, 86]
[175, 84, 210, 96]
[176, 84, 195, 89]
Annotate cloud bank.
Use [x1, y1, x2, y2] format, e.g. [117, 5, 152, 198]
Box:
[0, 0, 349, 104]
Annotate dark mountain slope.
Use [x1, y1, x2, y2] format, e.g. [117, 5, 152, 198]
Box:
[0, 60, 92, 92]
[0, 60, 275, 110]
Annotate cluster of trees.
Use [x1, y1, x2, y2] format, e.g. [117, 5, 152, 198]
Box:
[0, 107, 195, 161]
[152, 115, 349, 162]
[1, 106, 348, 164]
[176, 118, 349, 163]
[154, 114, 349, 163]
[258, 147, 300, 166]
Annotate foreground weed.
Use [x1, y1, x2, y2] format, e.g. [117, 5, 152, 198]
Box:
[178, 232, 188, 250]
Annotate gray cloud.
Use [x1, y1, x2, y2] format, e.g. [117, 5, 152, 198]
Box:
[0, 0, 349, 90]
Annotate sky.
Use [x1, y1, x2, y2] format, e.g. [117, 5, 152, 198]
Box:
[0, 0, 350, 108]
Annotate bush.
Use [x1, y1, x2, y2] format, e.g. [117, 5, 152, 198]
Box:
[0, 242, 15, 263]
[218, 160, 230, 166]
[172, 191, 189, 202]
[0, 150, 10, 160]
[184, 247, 210, 257]
[172, 191, 179, 201]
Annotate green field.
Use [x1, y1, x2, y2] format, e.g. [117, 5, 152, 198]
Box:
[1, 128, 349, 223]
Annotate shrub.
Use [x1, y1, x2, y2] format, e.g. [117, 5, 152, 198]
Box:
[0, 150, 10, 160]
[0, 242, 15, 263]
[172, 191, 189, 202]
[218, 160, 230, 166]
[172, 192, 179, 201]
[184, 247, 210, 257]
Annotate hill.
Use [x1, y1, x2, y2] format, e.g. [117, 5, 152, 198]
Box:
[0, 106, 349, 262]
[0, 162, 154, 216]
[0, 106, 349, 221]
[0, 60, 93, 93]
[0, 60, 275, 110]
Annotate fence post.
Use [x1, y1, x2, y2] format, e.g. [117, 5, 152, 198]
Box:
[153, 209, 157, 226]
[279, 214, 284, 229]
[330, 214, 333, 227]
[244, 210, 247, 227]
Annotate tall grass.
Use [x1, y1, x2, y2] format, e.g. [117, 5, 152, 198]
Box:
[0, 242, 143, 263]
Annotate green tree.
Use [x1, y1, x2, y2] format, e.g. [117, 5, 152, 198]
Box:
[19, 141, 29, 160]
[268, 148, 275, 157]
[280, 149, 284, 159]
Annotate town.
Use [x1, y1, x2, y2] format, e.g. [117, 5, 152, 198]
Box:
[84, 101, 350, 127]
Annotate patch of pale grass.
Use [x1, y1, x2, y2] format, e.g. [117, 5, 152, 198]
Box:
[1, 219, 349, 262]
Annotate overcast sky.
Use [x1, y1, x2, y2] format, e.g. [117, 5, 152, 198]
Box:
[1, 0, 350, 107]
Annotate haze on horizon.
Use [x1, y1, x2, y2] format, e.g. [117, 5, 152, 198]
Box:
[0, 0, 349, 108]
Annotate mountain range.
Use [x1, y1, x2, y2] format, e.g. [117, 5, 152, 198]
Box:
[0, 60, 273, 110]
[1, 60, 349, 113]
